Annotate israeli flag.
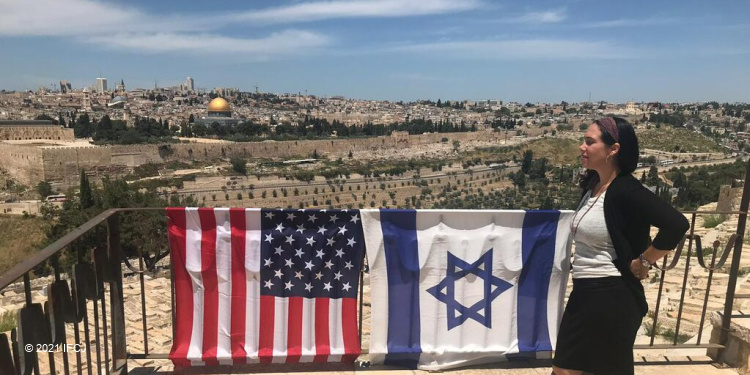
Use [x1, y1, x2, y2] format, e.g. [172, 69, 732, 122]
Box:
[362, 209, 574, 370]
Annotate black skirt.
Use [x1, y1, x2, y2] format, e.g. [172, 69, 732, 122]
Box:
[553, 276, 643, 375]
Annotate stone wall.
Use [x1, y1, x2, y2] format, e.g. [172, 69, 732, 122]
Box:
[1, 131, 502, 188]
[41, 146, 112, 184]
[0, 144, 44, 186]
[717, 184, 744, 218]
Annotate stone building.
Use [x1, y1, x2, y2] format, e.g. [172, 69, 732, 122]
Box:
[0, 120, 74, 141]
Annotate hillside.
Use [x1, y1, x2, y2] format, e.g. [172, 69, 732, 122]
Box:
[0, 215, 50, 275]
[637, 127, 724, 153]
[473, 137, 581, 166]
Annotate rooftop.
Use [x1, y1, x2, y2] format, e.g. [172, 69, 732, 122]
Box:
[0, 120, 56, 126]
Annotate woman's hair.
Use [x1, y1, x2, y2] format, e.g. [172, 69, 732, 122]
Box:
[578, 116, 640, 190]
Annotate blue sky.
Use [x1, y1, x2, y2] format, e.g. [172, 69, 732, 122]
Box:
[1, 0, 749, 103]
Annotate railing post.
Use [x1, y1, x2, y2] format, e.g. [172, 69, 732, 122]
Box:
[107, 213, 128, 375]
[719, 157, 750, 362]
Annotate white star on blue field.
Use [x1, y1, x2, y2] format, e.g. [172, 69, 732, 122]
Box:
[1, 0, 748, 102]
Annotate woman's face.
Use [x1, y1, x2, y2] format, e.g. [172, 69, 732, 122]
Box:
[580, 123, 616, 170]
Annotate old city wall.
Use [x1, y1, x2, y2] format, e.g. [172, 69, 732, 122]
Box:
[41, 146, 113, 186]
[0, 144, 44, 186]
[3, 131, 501, 188]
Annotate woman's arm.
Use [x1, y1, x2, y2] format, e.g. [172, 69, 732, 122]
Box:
[623, 183, 690, 279]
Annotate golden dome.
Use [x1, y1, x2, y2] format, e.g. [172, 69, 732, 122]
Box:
[208, 97, 230, 112]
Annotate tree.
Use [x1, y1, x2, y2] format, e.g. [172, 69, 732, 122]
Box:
[35, 114, 58, 124]
[94, 115, 113, 141]
[521, 150, 534, 174]
[647, 166, 660, 186]
[75, 113, 92, 138]
[540, 195, 554, 210]
[511, 171, 526, 189]
[36, 181, 53, 200]
[231, 157, 247, 175]
[79, 170, 94, 209]
[672, 172, 686, 189]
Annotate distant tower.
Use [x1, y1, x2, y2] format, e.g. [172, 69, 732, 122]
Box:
[186, 77, 194, 91]
[59, 80, 71, 93]
[116, 79, 125, 93]
[82, 87, 92, 110]
[96, 77, 107, 94]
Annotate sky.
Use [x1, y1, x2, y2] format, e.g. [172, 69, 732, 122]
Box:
[1, 0, 749, 103]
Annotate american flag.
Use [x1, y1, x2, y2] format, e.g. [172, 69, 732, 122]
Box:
[166, 208, 365, 366]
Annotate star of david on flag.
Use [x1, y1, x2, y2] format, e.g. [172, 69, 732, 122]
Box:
[426, 249, 512, 330]
[362, 209, 574, 371]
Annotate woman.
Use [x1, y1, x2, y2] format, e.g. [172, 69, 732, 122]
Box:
[552, 117, 690, 375]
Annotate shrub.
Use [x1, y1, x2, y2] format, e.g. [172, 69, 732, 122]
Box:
[0, 311, 17, 332]
[703, 215, 725, 228]
[230, 157, 247, 175]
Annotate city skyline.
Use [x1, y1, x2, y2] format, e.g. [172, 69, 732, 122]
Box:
[1, 0, 749, 103]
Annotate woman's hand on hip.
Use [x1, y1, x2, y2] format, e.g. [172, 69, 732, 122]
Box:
[630, 259, 649, 280]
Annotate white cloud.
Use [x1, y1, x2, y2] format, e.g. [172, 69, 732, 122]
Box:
[389, 39, 637, 60]
[580, 17, 680, 28]
[478, 9, 567, 25]
[0, 0, 192, 36]
[0, 0, 481, 58]
[228, 0, 482, 24]
[82, 30, 331, 58]
[510, 9, 567, 24]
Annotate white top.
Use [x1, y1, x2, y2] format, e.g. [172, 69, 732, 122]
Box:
[571, 191, 622, 279]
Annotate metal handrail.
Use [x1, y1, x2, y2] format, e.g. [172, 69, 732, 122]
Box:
[0, 207, 162, 290]
[4, 206, 743, 291]
[1, 199, 749, 372]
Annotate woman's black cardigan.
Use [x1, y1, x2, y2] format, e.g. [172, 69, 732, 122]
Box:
[585, 172, 690, 316]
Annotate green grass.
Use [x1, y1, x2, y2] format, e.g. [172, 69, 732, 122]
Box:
[703, 214, 726, 228]
[0, 311, 16, 332]
[642, 320, 662, 337]
[701, 246, 718, 258]
[642, 313, 693, 344]
[661, 328, 693, 344]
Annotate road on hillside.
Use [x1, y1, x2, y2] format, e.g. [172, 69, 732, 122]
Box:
[635, 156, 743, 174]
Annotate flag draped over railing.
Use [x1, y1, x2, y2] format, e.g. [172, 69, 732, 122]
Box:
[166, 207, 573, 370]
[166, 208, 365, 366]
[361, 209, 573, 370]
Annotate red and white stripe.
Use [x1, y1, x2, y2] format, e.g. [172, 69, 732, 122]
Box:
[166, 207, 361, 366]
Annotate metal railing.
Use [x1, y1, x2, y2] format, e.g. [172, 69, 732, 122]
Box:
[1, 160, 750, 373]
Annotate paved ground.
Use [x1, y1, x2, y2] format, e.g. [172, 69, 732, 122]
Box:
[127, 357, 738, 375]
